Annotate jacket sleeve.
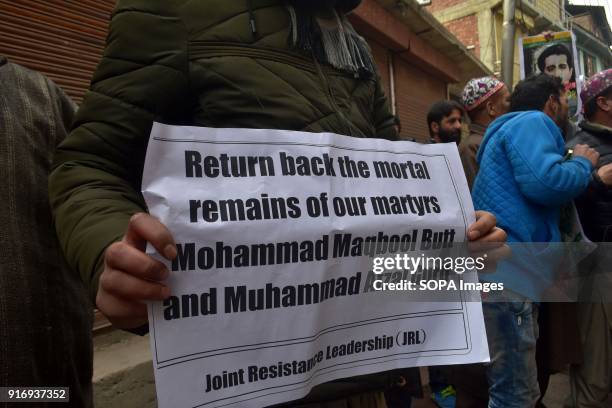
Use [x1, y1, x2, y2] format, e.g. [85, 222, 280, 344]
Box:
[49, 0, 190, 302]
[505, 113, 592, 207]
[459, 141, 479, 190]
[567, 132, 611, 199]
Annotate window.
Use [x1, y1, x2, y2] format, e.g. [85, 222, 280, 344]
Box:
[583, 52, 599, 78]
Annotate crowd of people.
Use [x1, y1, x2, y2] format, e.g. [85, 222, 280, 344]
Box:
[0, 1, 610, 407]
[421, 70, 612, 408]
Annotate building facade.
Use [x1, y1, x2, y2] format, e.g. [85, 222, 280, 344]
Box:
[425, 0, 611, 85]
[567, 1, 612, 79]
[1, 0, 488, 141]
[0, 0, 115, 104]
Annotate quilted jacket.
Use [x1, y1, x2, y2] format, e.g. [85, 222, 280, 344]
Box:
[49, 0, 396, 301]
[568, 121, 612, 241]
[472, 111, 592, 243]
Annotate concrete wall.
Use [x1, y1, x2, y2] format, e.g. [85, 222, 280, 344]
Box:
[534, 0, 563, 25]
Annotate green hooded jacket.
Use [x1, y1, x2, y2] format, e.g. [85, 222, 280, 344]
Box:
[49, 0, 396, 301]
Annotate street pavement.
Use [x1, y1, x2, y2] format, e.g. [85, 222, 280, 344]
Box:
[411, 370, 611, 408]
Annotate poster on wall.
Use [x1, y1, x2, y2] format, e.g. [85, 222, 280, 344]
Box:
[519, 31, 582, 118]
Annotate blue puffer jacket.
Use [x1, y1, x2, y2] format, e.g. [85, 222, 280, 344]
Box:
[472, 111, 592, 243]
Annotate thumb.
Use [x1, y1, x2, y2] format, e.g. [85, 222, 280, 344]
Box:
[123, 213, 177, 260]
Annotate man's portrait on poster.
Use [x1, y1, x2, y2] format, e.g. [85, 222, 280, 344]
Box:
[520, 32, 581, 116]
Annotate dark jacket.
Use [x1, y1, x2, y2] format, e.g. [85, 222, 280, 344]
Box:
[459, 122, 486, 190]
[568, 121, 612, 242]
[49, 0, 396, 301]
[47, 1, 401, 404]
[0, 57, 93, 407]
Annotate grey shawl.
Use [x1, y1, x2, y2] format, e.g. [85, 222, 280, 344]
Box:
[0, 57, 93, 408]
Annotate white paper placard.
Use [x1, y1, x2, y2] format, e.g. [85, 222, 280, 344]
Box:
[142, 124, 489, 408]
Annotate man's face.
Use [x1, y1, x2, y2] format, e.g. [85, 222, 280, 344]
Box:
[543, 54, 573, 85]
[434, 109, 463, 144]
[490, 86, 511, 118]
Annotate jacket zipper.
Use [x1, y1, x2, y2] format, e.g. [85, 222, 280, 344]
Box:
[189, 41, 370, 136]
[189, 41, 353, 78]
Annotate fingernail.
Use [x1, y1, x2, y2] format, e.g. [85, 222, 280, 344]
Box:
[160, 267, 170, 280]
[164, 245, 177, 260]
[468, 230, 481, 240]
[161, 286, 171, 299]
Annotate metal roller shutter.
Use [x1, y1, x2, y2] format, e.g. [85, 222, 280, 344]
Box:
[0, 0, 115, 103]
[367, 39, 391, 97]
[394, 58, 446, 142]
[365, 38, 447, 142]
